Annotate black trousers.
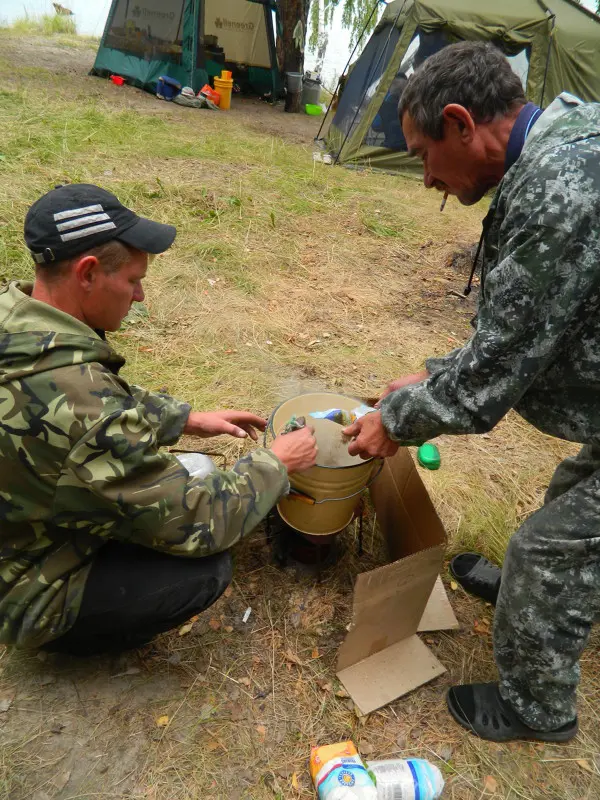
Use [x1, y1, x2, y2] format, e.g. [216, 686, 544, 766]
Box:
[45, 541, 233, 656]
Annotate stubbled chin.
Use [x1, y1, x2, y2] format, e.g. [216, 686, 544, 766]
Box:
[458, 188, 489, 206]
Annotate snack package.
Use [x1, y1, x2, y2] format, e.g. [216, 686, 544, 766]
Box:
[310, 741, 378, 800]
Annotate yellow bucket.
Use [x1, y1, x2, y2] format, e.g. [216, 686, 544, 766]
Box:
[214, 77, 233, 110]
[269, 393, 382, 536]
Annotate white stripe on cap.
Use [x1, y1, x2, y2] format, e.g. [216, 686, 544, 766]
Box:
[59, 221, 117, 242]
[56, 213, 111, 232]
[53, 204, 104, 221]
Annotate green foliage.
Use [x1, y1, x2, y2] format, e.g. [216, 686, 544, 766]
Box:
[308, 0, 338, 52]
[9, 13, 77, 36]
[309, 0, 320, 52]
[308, 0, 381, 57]
[341, 0, 381, 48]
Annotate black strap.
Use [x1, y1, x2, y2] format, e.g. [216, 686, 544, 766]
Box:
[463, 208, 495, 297]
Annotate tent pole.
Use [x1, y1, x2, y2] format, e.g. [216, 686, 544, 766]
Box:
[332, 0, 408, 165]
[314, 0, 383, 142]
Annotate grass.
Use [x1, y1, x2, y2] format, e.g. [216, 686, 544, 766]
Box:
[0, 27, 599, 800]
[7, 12, 77, 36]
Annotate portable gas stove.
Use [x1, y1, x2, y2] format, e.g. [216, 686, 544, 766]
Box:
[265, 500, 364, 580]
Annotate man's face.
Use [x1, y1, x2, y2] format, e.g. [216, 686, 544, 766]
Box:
[402, 109, 498, 206]
[81, 249, 147, 332]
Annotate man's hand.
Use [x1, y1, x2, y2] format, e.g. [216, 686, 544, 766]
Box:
[270, 426, 318, 474]
[184, 410, 267, 440]
[376, 370, 430, 405]
[343, 411, 399, 460]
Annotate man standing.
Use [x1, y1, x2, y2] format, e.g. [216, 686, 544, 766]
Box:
[343, 42, 600, 742]
[0, 184, 317, 655]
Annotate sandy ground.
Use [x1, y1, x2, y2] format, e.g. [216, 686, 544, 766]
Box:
[0, 34, 321, 145]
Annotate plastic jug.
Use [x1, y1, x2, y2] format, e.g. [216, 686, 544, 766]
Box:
[367, 759, 445, 800]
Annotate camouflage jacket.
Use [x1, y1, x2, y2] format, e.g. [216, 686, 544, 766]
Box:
[381, 94, 600, 446]
[0, 283, 288, 647]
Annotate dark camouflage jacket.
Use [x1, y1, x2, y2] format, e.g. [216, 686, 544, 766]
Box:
[0, 283, 288, 647]
[381, 95, 600, 446]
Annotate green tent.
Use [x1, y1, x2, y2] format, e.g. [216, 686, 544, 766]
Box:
[91, 0, 280, 97]
[325, 0, 600, 173]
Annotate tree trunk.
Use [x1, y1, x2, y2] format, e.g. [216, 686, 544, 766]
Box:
[284, 90, 302, 112]
[277, 0, 310, 74]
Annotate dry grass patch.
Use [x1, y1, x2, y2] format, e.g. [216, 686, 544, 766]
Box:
[3, 533, 598, 799]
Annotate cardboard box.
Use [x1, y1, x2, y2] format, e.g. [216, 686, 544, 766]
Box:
[336, 449, 459, 715]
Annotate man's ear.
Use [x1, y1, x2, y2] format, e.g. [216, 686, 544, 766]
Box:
[442, 104, 475, 143]
[73, 255, 101, 292]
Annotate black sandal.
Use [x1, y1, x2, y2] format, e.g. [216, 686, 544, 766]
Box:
[449, 552, 501, 604]
[447, 682, 578, 743]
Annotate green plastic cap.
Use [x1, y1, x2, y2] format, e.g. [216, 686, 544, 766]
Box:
[417, 442, 441, 470]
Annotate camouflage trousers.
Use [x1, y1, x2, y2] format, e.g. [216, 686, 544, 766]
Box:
[494, 442, 600, 731]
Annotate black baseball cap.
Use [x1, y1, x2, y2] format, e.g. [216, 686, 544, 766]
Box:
[24, 184, 176, 265]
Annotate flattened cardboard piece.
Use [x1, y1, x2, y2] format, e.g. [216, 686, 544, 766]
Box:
[418, 576, 460, 632]
[337, 546, 443, 671]
[336, 449, 456, 709]
[370, 448, 446, 561]
[337, 634, 446, 716]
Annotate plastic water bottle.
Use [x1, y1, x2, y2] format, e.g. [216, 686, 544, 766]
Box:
[310, 742, 378, 800]
[367, 759, 445, 800]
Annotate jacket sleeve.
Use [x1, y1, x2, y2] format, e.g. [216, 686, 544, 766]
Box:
[128, 385, 191, 446]
[424, 348, 462, 375]
[52, 402, 289, 556]
[380, 156, 600, 445]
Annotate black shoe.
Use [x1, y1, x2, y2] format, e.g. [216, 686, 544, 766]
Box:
[449, 552, 501, 604]
[447, 682, 578, 743]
